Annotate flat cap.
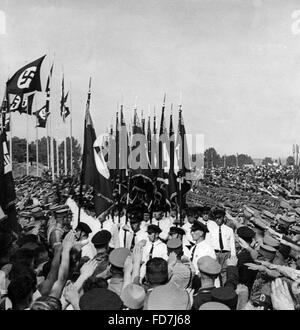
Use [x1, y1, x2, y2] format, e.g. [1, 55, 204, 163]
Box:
[237, 226, 255, 240]
[91, 230, 111, 246]
[197, 256, 221, 275]
[109, 248, 131, 268]
[199, 302, 230, 310]
[167, 238, 182, 249]
[120, 284, 146, 310]
[259, 244, 277, 260]
[76, 222, 92, 235]
[191, 220, 209, 233]
[147, 224, 162, 234]
[79, 288, 123, 310]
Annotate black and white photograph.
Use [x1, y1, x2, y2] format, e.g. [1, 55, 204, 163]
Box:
[1, 0, 300, 316]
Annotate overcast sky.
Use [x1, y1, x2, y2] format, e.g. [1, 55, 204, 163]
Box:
[1, 0, 300, 159]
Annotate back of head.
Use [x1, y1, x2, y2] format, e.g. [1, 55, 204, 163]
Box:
[7, 274, 36, 308]
[10, 248, 35, 269]
[30, 296, 62, 310]
[79, 288, 123, 310]
[83, 276, 108, 292]
[146, 258, 168, 286]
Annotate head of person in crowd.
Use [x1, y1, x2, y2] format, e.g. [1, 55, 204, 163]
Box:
[146, 282, 191, 310]
[55, 207, 72, 229]
[201, 206, 211, 222]
[121, 284, 146, 310]
[210, 287, 238, 310]
[144, 257, 169, 289]
[257, 243, 277, 262]
[167, 238, 184, 260]
[30, 295, 62, 310]
[82, 276, 108, 293]
[236, 226, 256, 250]
[91, 230, 111, 254]
[75, 222, 92, 241]
[7, 272, 37, 310]
[186, 207, 197, 224]
[190, 220, 209, 243]
[109, 248, 131, 279]
[10, 248, 36, 270]
[197, 256, 221, 288]
[212, 208, 226, 226]
[272, 244, 291, 265]
[143, 211, 150, 222]
[79, 288, 123, 310]
[129, 211, 143, 233]
[147, 225, 162, 243]
[168, 226, 185, 241]
[152, 206, 163, 221]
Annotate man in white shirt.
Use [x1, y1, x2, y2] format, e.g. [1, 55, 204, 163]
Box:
[190, 220, 216, 275]
[198, 206, 218, 245]
[119, 211, 148, 250]
[208, 208, 236, 286]
[140, 224, 168, 279]
[150, 208, 173, 242]
[181, 207, 198, 250]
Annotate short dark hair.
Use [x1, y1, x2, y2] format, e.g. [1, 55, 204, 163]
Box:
[83, 276, 108, 292]
[10, 248, 35, 268]
[146, 258, 168, 285]
[7, 274, 36, 307]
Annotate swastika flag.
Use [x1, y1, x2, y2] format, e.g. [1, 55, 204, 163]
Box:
[6, 55, 46, 94]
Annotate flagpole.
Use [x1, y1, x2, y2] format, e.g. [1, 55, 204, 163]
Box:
[26, 102, 29, 176]
[46, 120, 49, 169]
[56, 138, 59, 177]
[70, 82, 73, 176]
[78, 77, 92, 225]
[50, 108, 55, 181]
[35, 98, 39, 177]
[64, 120, 67, 176]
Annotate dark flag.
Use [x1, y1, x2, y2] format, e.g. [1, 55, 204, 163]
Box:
[9, 93, 34, 115]
[1, 95, 9, 132]
[168, 106, 178, 206]
[129, 108, 153, 209]
[35, 105, 50, 128]
[81, 78, 113, 217]
[44, 62, 54, 113]
[60, 76, 70, 122]
[0, 130, 18, 232]
[155, 93, 170, 209]
[6, 55, 46, 94]
[176, 104, 191, 208]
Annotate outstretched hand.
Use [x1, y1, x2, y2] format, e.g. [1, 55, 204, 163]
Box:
[271, 278, 295, 310]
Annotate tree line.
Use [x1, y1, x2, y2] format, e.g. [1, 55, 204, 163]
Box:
[11, 136, 82, 173]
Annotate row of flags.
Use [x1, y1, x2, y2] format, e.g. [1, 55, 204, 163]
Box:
[80, 84, 192, 219]
[0, 55, 71, 130]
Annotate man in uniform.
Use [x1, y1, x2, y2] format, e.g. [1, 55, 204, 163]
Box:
[190, 220, 216, 274]
[91, 230, 111, 277]
[119, 211, 148, 250]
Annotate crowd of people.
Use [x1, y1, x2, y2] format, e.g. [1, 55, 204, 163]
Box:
[1, 165, 300, 310]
